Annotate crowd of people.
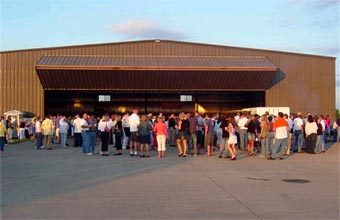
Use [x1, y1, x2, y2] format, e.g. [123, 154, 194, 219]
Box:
[0, 109, 339, 158]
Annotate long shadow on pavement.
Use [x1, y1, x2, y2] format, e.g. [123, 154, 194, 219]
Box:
[1, 140, 191, 207]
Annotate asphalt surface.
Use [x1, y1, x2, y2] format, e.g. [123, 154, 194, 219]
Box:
[1, 140, 339, 219]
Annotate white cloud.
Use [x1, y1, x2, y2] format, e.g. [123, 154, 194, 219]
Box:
[112, 20, 187, 40]
[287, 0, 340, 8]
[309, 46, 339, 56]
[311, 0, 340, 8]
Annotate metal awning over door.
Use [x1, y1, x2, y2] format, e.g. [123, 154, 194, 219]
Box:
[35, 55, 281, 91]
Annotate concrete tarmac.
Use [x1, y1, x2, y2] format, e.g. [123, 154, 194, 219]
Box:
[1, 140, 339, 219]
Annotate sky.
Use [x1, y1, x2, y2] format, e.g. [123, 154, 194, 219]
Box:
[1, 0, 339, 107]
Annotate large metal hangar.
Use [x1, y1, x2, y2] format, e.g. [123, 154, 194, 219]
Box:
[0, 39, 336, 118]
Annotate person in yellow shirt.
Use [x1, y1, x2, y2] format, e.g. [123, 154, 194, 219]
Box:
[41, 115, 54, 150]
[0, 121, 6, 157]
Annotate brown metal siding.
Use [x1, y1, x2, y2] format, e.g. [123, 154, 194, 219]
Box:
[0, 40, 336, 118]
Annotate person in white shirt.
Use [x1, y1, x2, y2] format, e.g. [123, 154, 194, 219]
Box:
[35, 116, 43, 149]
[292, 112, 304, 153]
[304, 115, 318, 154]
[72, 114, 83, 147]
[284, 114, 293, 155]
[237, 113, 249, 151]
[234, 113, 240, 125]
[59, 116, 69, 148]
[128, 109, 140, 156]
[18, 118, 26, 140]
[98, 114, 112, 156]
[80, 113, 92, 155]
[122, 113, 130, 149]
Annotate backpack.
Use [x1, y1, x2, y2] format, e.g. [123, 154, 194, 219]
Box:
[214, 121, 222, 133]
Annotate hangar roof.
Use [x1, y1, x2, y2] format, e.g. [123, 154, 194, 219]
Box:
[36, 55, 280, 91]
[36, 55, 278, 72]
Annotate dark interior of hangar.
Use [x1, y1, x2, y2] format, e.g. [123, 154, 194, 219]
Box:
[44, 91, 265, 116]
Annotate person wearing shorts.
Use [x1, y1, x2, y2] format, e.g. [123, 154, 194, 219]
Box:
[129, 131, 139, 154]
[129, 109, 140, 157]
[247, 133, 256, 141]
[227, 122, 238, 160]
[176, 113, 189, 157]
[246, 115, 256, 156]
[204, 114, 215, 156]
[139, 134, 150, 145]
[138, 115, 152, 157]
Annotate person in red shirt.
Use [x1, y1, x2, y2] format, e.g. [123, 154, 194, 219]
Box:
[268, 112, 289, 160]
[154, 117, 168, 158]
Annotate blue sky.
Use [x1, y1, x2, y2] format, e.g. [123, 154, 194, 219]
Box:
[1, 0, 339, 107]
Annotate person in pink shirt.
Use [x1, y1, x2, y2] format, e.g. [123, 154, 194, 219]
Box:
[325, 115, 331, 142]
[154, 117, 168, 158]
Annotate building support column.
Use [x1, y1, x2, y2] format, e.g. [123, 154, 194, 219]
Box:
[195, 92, 198, 112]
[144, 91, 147, 113]
[219, 92, 222, 113]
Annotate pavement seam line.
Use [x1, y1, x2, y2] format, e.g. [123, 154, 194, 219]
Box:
[188, 160, 263, 220]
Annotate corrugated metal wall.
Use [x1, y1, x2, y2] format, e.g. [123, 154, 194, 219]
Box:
[0, 40, 336, 118]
